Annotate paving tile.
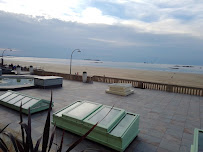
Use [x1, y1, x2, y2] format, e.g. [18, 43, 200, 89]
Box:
[133, 141, 158, 152]
[186, 115, 201, 122]
[159, 139, 180, 152]
[156, 147, 170, 152]
[125, 139, 140, 151]
[136, 133, 147, 141]
[167, 123, 184, 133]
[140, 134, 162, 146]
[140, 127, 150, 135]
[31, 129, 43, 141]
[181, 138, 192, 148]
[184, 127, 194, 135]
[157, 113, 174, 119]
[158, 116, 171, 124]
[172, 114, 187, 122]
[0, 80, 202, 152]
[146, 111, 160, 120]
[182, 132, 193, 141]
[185, 120, 201, 128]
[149, 129, 165, 138]
[170, 120, 185, 127]
[8, 122, 21, 133]
[162, 133, 181, 144]
[179, 146, 190, 152]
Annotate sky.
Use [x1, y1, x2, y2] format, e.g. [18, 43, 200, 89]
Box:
[0, 0, 203, 65]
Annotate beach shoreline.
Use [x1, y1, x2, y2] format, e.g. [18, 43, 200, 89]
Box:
[5, 60, 203, 88]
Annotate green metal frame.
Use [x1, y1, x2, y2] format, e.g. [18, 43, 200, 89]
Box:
[191, 128, 203, 152]
[0, 90, 53, 114]
[52, 101, 139, 151]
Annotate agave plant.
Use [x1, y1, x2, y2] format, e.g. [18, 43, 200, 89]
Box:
[0, 90, 57, 152]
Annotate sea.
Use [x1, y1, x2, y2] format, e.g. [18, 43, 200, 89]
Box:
[5, 56, 203, 74]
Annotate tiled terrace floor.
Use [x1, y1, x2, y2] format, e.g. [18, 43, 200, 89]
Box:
[0, 80, 203, 152]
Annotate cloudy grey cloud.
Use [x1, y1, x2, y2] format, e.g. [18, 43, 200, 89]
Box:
[0, 11, 203, 65]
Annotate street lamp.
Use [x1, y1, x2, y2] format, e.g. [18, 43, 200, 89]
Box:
[1, 48, 12, 66]
[70, 49, 81, 75]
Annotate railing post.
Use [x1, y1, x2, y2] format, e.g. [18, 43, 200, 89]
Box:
[92, 76, 95, 81]
[166, 85, 173, 92]
[138, 82, 143, 89]
[103, 75, 105, 83]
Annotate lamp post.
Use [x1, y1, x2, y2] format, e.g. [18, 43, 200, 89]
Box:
[1, 48, 12, 66]
[70, 49, 81, 75]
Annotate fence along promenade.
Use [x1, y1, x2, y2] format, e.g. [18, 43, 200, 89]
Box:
[34, 70, 203, 96]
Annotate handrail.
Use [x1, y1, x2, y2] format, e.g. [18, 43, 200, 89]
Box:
[33, 70, 203, 96]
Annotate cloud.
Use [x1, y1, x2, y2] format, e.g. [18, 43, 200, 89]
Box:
[0, 11, 203, 65]
[0, 48, 21, 52]
[88, 38, 117, 44]
[79, 7, 117, 24]
[0, 0, 202, 37]
[92, 0, 203, 37]
[121, 18, 203, 37]
[88, 37, 156, 47]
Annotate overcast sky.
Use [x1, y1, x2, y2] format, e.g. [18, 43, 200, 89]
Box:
[0, 0, 203, 65]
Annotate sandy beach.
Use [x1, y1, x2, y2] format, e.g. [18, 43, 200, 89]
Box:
[5, 60, 203, 88]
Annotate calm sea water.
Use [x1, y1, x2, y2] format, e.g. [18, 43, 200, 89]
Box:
[5, 56, 203, 74]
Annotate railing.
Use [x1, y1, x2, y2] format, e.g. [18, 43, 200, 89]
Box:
[34, 70, 203, 96]
[92, 75, 203, 96]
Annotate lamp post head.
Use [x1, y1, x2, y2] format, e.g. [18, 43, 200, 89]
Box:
[77, 50, 81, 53]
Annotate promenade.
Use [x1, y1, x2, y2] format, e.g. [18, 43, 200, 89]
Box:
[0, 79, 203, 152]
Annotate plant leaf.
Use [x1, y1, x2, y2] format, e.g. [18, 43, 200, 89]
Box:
[27, 108, 33, 151]
[57, 130, 64, 152]
[7, 133, 19, 152]
[42, 90, 53, 152]
[19, 101, 26, 151]
[82, 148, 104, 152]
[33, 136, 42, 152]
[66, 122, 98, 152]
[20, 123, 33, 152]
[0, 137, 9, 152]
[15, 139, 25, 152]
[98, 104, 115, 123]
[0, 123, 10, 134]
[48, 125, 56, 152]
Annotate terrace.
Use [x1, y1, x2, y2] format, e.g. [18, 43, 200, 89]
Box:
[0, 79, 203, 152]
